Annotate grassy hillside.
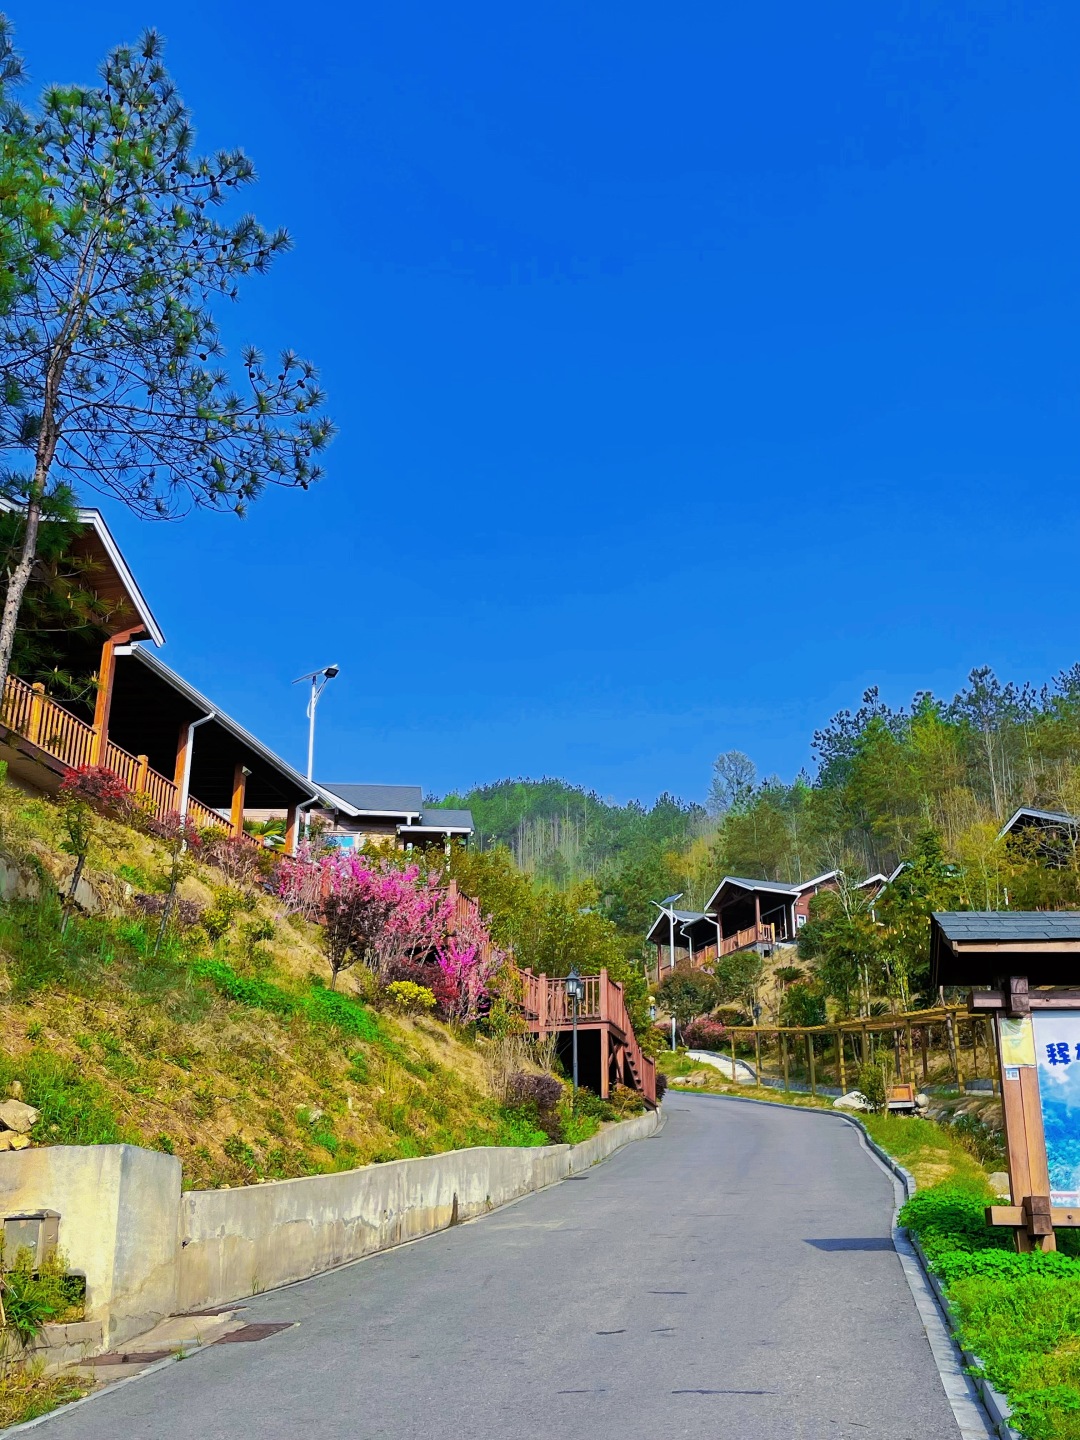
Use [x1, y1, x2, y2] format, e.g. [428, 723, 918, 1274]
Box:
[0, 777, 571, 1189]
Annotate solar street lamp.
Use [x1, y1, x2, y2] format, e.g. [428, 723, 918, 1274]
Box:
[293, 664, 340, 784]
[566, 968, 584, 1094]
[650, 893, 684, 973]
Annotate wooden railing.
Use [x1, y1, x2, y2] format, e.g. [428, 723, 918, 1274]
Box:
[518, 966, 657, 1106]
[0, 672, 261, 848]
[2, 674, 96, 769]
[719, 921, 775, 956]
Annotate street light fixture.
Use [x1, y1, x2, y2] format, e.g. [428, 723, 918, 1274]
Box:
[650, 894, 683, 1050]
[293, 664, 340, 784]
[566, 968, 584, 1095]
[650, 892, 684, 975]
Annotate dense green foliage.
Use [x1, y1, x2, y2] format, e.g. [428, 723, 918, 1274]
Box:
[442, 666, 1080, 1016]
[900, 1184, 1080, 1439]
[440, 777, 705, 937]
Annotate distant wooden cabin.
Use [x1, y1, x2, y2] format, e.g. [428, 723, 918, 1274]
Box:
[647, 872, 841, 982]
[310, 783, 474, 853]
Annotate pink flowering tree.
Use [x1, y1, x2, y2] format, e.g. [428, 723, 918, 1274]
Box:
[277, 846, 505, 1013]
[435, 890, 504, 1022]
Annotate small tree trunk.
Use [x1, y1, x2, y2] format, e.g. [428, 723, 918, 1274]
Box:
[60, 853, 86, 937]
[155, 858, 181, 956]
[0, 485, 44, 696]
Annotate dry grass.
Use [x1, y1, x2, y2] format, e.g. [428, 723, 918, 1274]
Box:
[0, 1365, 89, 1427]
[0, 779, 528, 1189]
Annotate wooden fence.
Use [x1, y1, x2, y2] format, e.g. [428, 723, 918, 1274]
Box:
[703, 1006, 996, 1098]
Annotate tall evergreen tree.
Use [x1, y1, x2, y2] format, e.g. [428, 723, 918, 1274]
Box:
[0, 24, 333, 691]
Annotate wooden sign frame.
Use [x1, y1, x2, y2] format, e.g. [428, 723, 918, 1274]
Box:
[972, 978, 1080, 1252]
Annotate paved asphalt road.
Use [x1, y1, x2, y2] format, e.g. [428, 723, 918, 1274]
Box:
[38, 1097, 965, 1440]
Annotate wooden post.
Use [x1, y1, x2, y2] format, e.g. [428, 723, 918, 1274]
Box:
[837, 1030, 847, 1093]
[89, 630, 139, 764]
[807, 1034, 816, 1096]
[173, 722, 190, 792]
[27, 682, 45, 746]
[135, 754, 150, 795]
[537, 973, 548, 1039]
[230, 762, 248, 835]
[986, 1017, 1000, 1096]
[599, 1025, 610, 1099]
[921, 1024, 929, 1082]
[754, 1029, 762, 1087]
[599, 968, 609, 1023]
[285, 804, 299, 856]
[904, 1025, 914, 1089]
[997, 1019, 1055, 1253]
[754, 891, 762, 941]
[955, 1018, 965, 1093]
[781, 1032, 789, 1091]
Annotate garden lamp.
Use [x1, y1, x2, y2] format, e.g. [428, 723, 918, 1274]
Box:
[566, 968, 584, 1093]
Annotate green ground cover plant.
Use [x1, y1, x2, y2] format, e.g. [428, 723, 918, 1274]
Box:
[900, 1184, 1080, 1439]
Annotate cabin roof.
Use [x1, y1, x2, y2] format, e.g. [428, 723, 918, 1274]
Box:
[399, 807, 474, 836]
[646, 909, 708, 944]
[930, 910, 1080, 988]
[998, 806, 1079, 838]
[115, 642, 317, 807]
[316, 783, 423, 819]
[0, 499, 165, 646]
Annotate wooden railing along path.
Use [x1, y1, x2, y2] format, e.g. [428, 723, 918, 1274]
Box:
[0, 673, 259, 848]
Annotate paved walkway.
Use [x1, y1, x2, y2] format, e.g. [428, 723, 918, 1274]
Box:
[36, 1097, 968, 1439]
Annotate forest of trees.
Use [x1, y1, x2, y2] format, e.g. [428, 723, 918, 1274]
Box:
[439, 665, 1080, 1019]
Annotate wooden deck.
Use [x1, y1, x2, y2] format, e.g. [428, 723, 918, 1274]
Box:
[0, 673, 261, 847]
[519, 967, 657, 1106]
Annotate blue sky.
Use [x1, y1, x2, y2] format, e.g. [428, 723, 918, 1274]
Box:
[12, 1, 1080, 805]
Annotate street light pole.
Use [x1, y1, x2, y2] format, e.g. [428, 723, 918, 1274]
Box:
[293, 664, 340, 783]
[566, 969, 584, 1096]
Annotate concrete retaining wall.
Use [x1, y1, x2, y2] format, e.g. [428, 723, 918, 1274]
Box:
[0, 1110, 659, 1353]
[177, 1143, 571, 1311]
[0, 1144, 181, 1349]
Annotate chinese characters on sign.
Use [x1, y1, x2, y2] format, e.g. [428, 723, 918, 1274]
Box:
[1032, 1012, 1080, 1206]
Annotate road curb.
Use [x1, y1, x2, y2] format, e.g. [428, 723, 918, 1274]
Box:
[678, 1091, 1006, 1439]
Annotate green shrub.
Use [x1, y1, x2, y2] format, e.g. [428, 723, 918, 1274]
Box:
[386, 980, 437, 1013]
[0, 1248, 84, 1345]
[303, 985, 381, 1040]
[495, 1106, 550, 1147]
[898, 1183, 1007, 1270]
[900, 1181, 1080, 1439]
[855, 1061, 888, 1112]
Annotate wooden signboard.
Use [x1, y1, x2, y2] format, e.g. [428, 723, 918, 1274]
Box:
[930, 913, 1080, 1253]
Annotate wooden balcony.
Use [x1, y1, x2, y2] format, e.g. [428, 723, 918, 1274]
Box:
[719, 921, 776, 956]
[0, 673, 260, 848]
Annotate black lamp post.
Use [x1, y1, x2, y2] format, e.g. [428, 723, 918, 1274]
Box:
[566, 968, 584, 1095]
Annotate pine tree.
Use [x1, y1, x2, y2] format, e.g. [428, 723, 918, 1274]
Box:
[0, 24, 334, 690]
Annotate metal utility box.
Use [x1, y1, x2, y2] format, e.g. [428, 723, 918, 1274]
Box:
[2, 1210, 60, 1269]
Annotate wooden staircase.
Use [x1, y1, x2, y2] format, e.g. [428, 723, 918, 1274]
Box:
[518, 967, 657, 1106]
